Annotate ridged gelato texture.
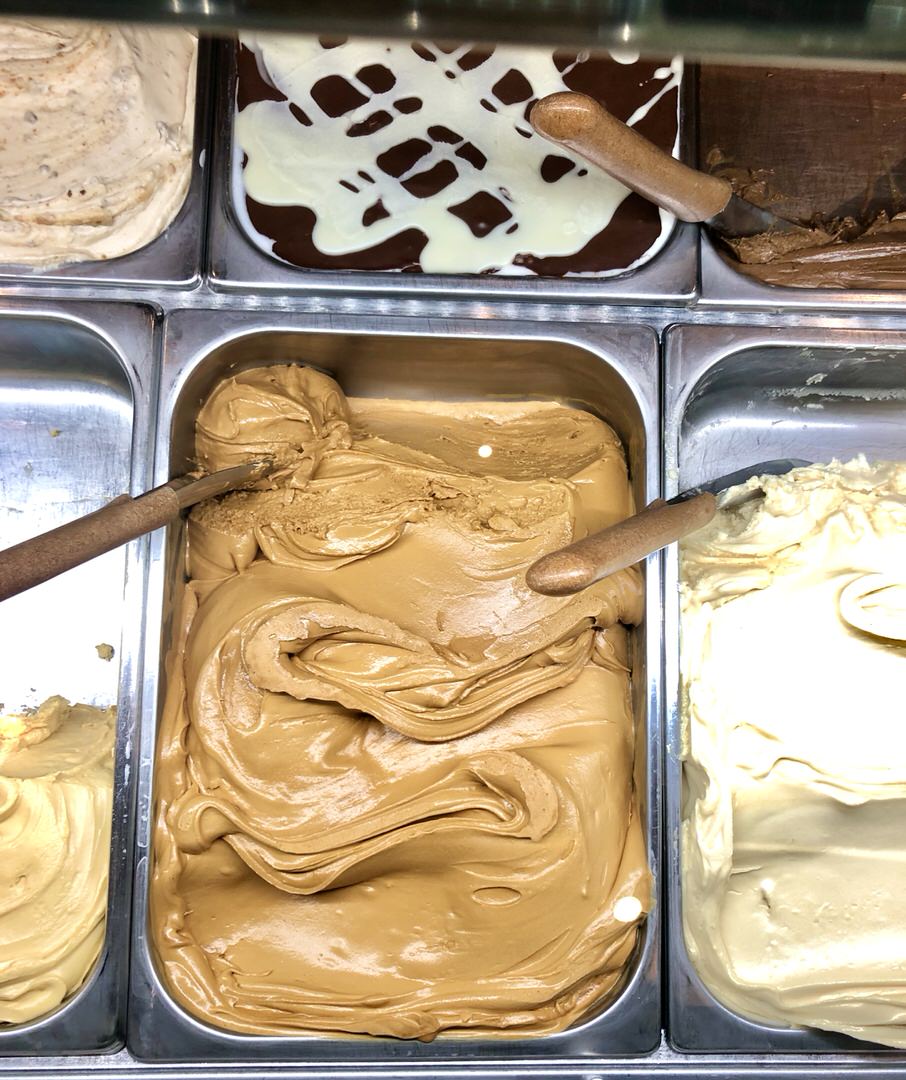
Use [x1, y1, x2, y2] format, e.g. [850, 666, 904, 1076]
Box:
[151, 364, 650, 1038]
[681, 459, 906, 1048]
[0, 697, 115, 1025]
[0, 20, 196, 268]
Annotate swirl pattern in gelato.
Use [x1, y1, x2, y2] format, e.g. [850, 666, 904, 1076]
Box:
[151, 365, 651, 1038]
[0, 697, 115, 1025]
[0, 20, 196, 268]
[681, 459, 906, 1048]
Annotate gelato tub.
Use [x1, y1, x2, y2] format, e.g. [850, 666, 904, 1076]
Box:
[129, 310, 663, 1061]
[0, 27, 211, 288]
[208, 38, 697, 301]
[0, 299, 155, 1054]
[697, 65, 906, 308]
[664, 323, 906, 1053]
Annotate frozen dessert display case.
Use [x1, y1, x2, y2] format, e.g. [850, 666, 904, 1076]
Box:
[0, 6, 906, 1080]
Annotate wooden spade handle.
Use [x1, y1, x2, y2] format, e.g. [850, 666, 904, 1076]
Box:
[526, 492, 717, 596]
[0, 487, 180, 603]
[530, 91, 732, 223]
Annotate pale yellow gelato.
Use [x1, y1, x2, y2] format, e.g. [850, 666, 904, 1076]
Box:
[681, 458, 906, 1048]
[0, 698, 115, 1025]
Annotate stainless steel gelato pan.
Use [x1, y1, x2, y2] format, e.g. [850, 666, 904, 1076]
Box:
[0, 298, 157, 1054]
[129, 310, 663, 1062]
[0, 39, 213, 291]
[206, 39, 697, 303]
[663, 323, 906, 1055]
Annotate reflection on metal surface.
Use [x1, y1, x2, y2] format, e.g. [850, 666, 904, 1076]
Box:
[0, 0, 903, 65]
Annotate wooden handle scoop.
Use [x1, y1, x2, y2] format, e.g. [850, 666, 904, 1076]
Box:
[526, 492, 717, 596]
[0, 459, 274, 603]
[529, 91, 732, 223]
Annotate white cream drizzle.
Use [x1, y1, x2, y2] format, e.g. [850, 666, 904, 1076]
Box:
[234, 35, 682, 276]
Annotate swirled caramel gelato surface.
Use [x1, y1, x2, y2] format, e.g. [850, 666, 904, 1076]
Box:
[681, 459, 906, 1048]
[0, 19, 196, 268]
[0, 696, 114, 1025]
[151, 365, 650, 1039]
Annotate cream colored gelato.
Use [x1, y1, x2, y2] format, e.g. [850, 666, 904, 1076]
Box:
[681, 458, 906, 1048]
[0, 20, 196, 268]
[151, 365, 651, 1038]
[0, 697, 115, 1025]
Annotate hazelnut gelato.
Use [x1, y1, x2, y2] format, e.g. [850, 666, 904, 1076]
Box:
[0, 20, 196, 268]
[151, 365, 651, 1038]
[0, 697, 115, 1025]
[681, 459, 906, 1048]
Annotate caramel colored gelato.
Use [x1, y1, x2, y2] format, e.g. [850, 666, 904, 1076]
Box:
[681, 459, 906, 1048]
[151, 365, 650, 1038]
[0, 20, 196, 268]
[0, 697, 115, 1025]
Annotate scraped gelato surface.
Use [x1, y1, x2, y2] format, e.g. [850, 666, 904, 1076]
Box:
[151, 364, 651, 1038]
[720, 211, 906, 289]
[699, 65, 906, 289]
[0, 20, 196, 268]
[0, 697, 115, 1025]
[234, 35, 681, 275]
[681, 459, 906, 1048]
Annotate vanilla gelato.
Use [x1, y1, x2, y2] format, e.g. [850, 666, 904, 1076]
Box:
[151, 365, 651, 1038]
[0, 20, 196, 268]
[0, 697, 115, 1025]
[681, 458, 906, 1048]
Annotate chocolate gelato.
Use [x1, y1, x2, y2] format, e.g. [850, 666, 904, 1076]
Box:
[700, 65, 906, 289]
[151, 365, 651, 1038]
